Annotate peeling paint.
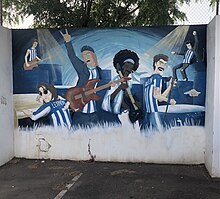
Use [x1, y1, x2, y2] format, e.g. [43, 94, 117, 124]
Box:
[36, 137, 51, 152]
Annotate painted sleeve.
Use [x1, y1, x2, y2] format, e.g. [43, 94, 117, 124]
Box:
[65, 42, 84, 74]
[193, 34, 199, 51]
[31, 104, 51, 121]
[101, 76, 123, 114]
[155, 75, 162, 88]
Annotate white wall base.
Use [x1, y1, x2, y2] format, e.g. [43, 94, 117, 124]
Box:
[15, 125, 205, 164]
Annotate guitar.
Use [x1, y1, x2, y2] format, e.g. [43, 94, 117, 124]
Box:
[65, 77, 131, 112]
[118, 71, 145, 123]
[23, 57, 50, 70]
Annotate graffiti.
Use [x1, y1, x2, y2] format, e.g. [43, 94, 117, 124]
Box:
[1, 96, 7, 106]
[12, 25, 207, 133]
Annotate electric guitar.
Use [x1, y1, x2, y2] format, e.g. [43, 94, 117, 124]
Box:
[118, 71, 145, 123]
[65, 77, 131, 112]
[23, 57, 50, 70]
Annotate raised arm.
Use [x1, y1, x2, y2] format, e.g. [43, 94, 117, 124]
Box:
[193, 31, 198, 51]
[60, 29, 84, 74]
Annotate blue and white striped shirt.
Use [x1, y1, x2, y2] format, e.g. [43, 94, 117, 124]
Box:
[31, 99, 72, 129]
[144, 74, 162, 113]
[81, 67, 99, 114]
[183, 49, 194, 64]
[28, 48, 37, 61]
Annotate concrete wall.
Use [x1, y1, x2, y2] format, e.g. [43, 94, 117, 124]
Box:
[205, 16, 220, 177]
[0, 26, 14, 166]
[13, 26, 206, 165]
[0, 18, 218, 177]
[14, 125, 206, 164]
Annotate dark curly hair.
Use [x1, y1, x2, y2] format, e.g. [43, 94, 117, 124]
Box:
[113, 49, 139, 73]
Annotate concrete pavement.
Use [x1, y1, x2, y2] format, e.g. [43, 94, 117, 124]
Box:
[0, 158, 220, 199]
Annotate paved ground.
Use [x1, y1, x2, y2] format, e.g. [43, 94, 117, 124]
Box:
[0, 158, 220, 199]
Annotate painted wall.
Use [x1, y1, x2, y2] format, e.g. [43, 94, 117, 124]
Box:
[13, 25, 207, 164]
[0, 26, 14, 166]
[205, 16, 220, 177]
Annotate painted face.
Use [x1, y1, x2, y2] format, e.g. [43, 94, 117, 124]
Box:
[38, 86, 52, 103]
[186, 43, 192, 49]
[82, 50, 96, 67]
[154, 59, 167, 74]
[32, 41, 38, 48]
[122, 62, 134, 77]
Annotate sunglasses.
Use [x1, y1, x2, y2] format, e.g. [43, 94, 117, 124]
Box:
[39, 89, 48, 96]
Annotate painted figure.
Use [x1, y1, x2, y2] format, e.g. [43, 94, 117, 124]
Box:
[24, 39, 41, 70]
[172, 31, 199, 84]
[60, 29, 103, 128]
[139, 54, 176, 132]
[22, 83, 71, 129]
[102, 49, 143, 124]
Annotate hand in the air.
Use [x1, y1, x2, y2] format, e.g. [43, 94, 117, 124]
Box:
[60, 29, 71, 43]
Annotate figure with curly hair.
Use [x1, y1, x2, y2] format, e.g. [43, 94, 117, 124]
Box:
[102, 49, 143, 123]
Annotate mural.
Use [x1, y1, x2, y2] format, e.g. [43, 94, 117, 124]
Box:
[12, 25, 207, 134]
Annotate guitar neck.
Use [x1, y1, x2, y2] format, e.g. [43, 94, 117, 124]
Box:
[36, 57, 50, 63]
[118, 71, 138, 110]
[85, 78, 125, 96]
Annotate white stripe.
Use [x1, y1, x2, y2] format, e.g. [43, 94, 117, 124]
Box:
[82, 103, 89, 113]
[54, 173, 83, 199]
[89, 69, 93, 79]
[57, 111, 64, 127]
[149, 84, 155, 112]
[63, 110, 71, 129]
[90, 100, 95, 113]
[51, 113, 58, 127]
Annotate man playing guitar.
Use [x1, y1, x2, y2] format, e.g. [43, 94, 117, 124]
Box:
[24, 39, 41, 70]
[102, 49, 144, 124]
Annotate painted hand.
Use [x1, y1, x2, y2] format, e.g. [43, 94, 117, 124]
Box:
[60, 29, 71, 43]
[193, 31, 197, 36]
[22, 109, 33, 117]
[170, 99, 176, 105]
